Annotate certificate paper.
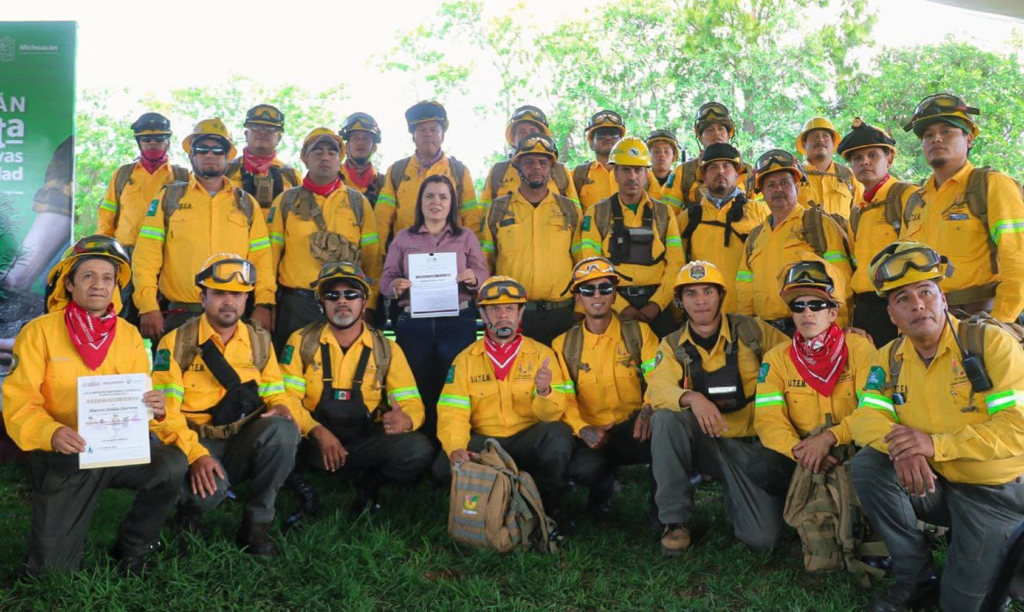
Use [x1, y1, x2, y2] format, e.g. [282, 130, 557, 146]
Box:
[408, 252, 460, 318]
[77, 373, 151, 469]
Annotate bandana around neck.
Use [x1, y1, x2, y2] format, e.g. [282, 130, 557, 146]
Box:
[790, 323, 848, 397]
[484, 335, 523, 381]
[64, 300, 118, 371]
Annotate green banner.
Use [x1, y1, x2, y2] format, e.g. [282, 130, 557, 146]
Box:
[0, 22, 76, 338]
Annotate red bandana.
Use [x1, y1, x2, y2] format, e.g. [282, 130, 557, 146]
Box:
[344, 160, 377, 190]
[243, 147, 276, 175]
[484, 335, 523, 381]
[789, 323, 848, 397]
[139, 150, 168, 174]
[64, 300, 118, 371]
[863, 173, 891, 203]
[302, 174, 341, 197]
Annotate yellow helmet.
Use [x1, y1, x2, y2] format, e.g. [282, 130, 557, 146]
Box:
[903, 93, 980, 139]
[477, 276, 528, 306]
[182, 118, 237, 159]
[563, 257, 632, 295]
[300, 127, 346, 166]
[505, 105, 552, 147]
[869, 241, 954, 297]
[795, 117, 841, 156]
[673, 260, 727, 293]
[195, 253, 256, 293]
[46, 235, 133, 313]
[245, 104, 285, 130]
[311, 260, 372, 299]
[585, 109, 626, 141]
[609, 137, 652, 167]
[512, 133, 558, 166]
[753, 149, 805, 192]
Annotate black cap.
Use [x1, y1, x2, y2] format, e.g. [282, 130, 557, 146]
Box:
[836, 118, 896, 160]
[700, 142, 742, 165]
[406, 101, 448, 132]
[131, 112, 171, 135]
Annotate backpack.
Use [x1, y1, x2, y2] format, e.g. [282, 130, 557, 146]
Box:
[805, 162, 856, 198]
[745, 206, 850, 265]
[902, 167, 1024, 275]
[560, 315, 644, 384]
[486, 192, 579, 244]
[297, 321, 392, 391]
[664, 314, 764, 375]
[278, 185, 367, 230]
[885, 312, 1024, 397]
[225, 159, 301, 204]
[591, 195, 671, 250]
[849, 181, 914, 238]
[448, 438, 557, 553]
[680, 192, 750, 260]
[489, 160, 572, 200]
[572, 163, 592, 196]
[783, 417, 888, 586]
[161, 181, 255, 228]
[171, 316, 271, 373]
[112, 162, 189, 228]
[390, 155, 466, 204]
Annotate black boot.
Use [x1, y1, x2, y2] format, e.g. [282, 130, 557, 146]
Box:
[352, 470, 384, 515]
[868, 575, 940, 612]
[236, 519, 280, 557]
[111, 539, 164, 577]
[286, 468, 321, 518]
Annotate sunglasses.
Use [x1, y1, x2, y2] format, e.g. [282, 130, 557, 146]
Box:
[323, 289, 364, 302]
[789, 299, 835, 313]
[193, 144, 228, 156]
[594, 127, 622, 139]
[577, 282, 616, 297]
[248, 124, 281, 133]
[138, 135, 169, 144]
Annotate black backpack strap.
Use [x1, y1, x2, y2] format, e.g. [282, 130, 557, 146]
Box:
[199, 339, 244, 391]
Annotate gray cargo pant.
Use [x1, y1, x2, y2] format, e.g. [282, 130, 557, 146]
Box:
[852, 446, 1024, 612]
[178, 416, 299, 523]
[651, 409, 786, 549]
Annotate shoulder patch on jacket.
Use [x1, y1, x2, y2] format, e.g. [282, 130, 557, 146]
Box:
[446, 365, 456, 384]
[866, 365, 886, 391]
[758, 362, 770, 383]
[153, 349, 171, 372]
[582, 216, 591, 231]
[146, 199, 159, 216]
[280, 345, 294, 365]
[267, 206, 276, 223]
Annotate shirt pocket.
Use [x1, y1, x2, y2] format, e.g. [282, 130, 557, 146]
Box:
[938, 210, 988, 258]
[784, 384, 821, 436]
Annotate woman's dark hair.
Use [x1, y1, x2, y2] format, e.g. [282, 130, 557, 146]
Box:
[412, 174, 462, 235]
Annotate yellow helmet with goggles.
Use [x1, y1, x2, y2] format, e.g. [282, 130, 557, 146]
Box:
[904, 93, 980, 139]
[477, 276, 528, 306]
[869, 241, 954, 297]
[46, 235, 133, 313]
[563, 257, 632, 295]
[311, 260, 372, 300]
[195, 253, 256, 293]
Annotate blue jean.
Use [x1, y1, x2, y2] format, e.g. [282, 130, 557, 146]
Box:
[395, 307, 478, 439]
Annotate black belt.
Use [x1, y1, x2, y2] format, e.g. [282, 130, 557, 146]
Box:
[524, 299, 573, 311]
[281, 287, 317, 299]
[617, 285, 658, 298]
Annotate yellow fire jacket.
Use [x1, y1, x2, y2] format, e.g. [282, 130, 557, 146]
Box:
[735, 206, 853, 324]
[847, 177, 919, 295]
[97, 162, 188, 247]
[902, 161, 1024, 322]
[279, 324, 424, 436]
[152, 315, 301, 463]
[579, 193, 684, 312]
[798, 160, 864, 219]
[268, 186, 382, 307]
[646, 315, 789, 438]
[575, 161, 662, 211]
[677, 193, 771, 314]
[131, 175, 275, 313]
[851, 318, 1024, 485]
[374, 153, 479, 246]
[753, 331, 876, 459]
[436, 337, 568, 457]
[479, 161, 580, 209]
[1, 311, 195, 461]
[478, 190, 583, 302]
[553, 317, 659, 434]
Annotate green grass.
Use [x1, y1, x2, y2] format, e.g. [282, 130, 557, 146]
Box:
[0, 463, 1016, 611]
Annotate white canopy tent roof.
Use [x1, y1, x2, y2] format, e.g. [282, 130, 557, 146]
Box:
[928, 0, 1024, 21]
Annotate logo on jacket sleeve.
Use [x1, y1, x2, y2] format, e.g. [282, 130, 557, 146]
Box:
[866, 365, 886, 391]
[153, 349, 171, 372]
[280, 345, 294, 366]
[757, 363, 770, 383]
[446, 365, 456, 384]
[146, 199, 159, 216]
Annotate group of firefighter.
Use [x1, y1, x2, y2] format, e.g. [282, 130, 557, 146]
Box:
[4, 92, 1024, 612]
